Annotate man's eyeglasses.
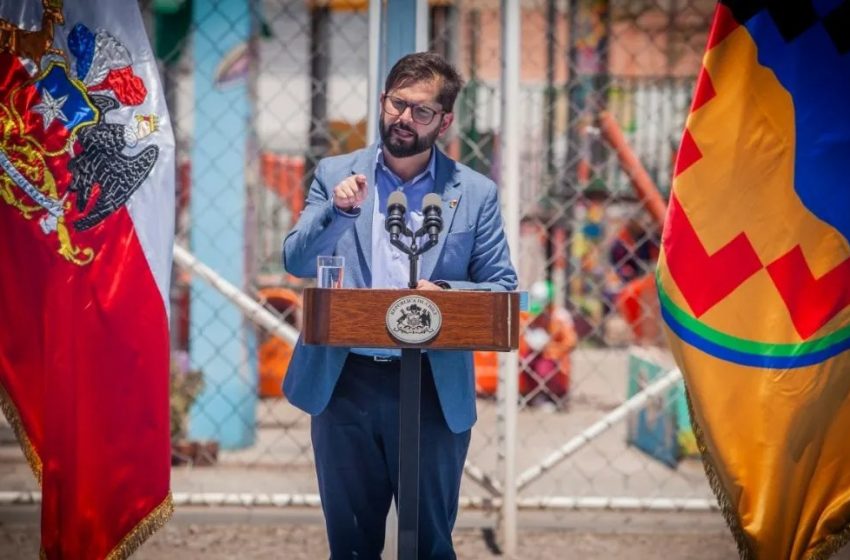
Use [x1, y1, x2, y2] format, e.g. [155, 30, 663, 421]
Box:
[383, 95, 446, 125]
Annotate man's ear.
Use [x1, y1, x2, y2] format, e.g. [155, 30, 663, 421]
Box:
[438, 112, 454, 136]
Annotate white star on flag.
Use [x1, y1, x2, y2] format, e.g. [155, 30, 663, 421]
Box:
[32, 89, 69, 130]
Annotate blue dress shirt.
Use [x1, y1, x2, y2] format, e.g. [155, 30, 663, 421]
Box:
[351, 145, 436, 358]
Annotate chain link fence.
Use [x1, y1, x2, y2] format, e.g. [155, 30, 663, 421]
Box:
[151, 0, 717, 532]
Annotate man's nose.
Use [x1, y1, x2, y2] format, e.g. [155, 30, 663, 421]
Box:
[397, 105, 415, 124]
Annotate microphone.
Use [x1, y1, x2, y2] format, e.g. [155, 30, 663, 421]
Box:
[385, 190, 407, 242]
[421, 193, 443, 245]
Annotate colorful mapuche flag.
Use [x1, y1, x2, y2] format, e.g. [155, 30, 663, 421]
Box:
[0, 0, 174, 557]
[658, 1, 850, 558]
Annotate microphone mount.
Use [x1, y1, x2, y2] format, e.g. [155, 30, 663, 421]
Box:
[384, 191, 444, 289]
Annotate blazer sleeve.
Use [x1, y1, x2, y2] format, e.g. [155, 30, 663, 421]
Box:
[281, 160, 359, 278]
[442, 181, 518, 292]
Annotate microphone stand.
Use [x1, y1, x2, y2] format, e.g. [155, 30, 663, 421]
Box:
[386, 222, 439, 559]
[390, 228, 438, 289]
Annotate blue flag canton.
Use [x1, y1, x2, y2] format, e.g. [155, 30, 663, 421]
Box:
[32, 64, 97, 133]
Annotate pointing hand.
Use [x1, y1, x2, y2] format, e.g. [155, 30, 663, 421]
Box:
[333, 174, 368, 211]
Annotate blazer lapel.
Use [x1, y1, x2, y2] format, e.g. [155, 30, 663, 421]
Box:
[421, 149, 462, 280]
[352, 144, 379, 285]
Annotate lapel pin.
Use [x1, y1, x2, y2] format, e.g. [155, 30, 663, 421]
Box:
[449, 199, 458, 209]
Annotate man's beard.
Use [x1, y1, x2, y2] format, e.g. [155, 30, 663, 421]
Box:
[380, 119, 440, 158]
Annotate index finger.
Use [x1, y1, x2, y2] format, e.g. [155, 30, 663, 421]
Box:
[353, 174, 368, 191]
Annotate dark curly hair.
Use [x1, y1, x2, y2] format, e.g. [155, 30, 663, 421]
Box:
[384, 51, 464, 112]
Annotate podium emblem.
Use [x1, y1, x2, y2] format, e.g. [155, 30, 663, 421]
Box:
[386, 295, 442, 344]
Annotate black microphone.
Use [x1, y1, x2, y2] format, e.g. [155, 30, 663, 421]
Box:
[421, 193, 443, 245]
[385, 190, 407, 242]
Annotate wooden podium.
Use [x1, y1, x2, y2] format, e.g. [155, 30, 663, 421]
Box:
[302, 288, 519, 558]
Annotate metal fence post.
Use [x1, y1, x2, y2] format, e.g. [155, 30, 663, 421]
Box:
[383, 0, 416, 75]
[499, 0, 521, 555]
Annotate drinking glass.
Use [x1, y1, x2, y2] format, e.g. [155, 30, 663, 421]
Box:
[317, 256, 344, 288]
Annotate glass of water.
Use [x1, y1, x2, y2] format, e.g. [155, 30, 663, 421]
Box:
[317, 255, 344, 288]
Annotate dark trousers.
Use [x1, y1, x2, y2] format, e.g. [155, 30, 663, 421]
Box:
[311, 353, 471, 560]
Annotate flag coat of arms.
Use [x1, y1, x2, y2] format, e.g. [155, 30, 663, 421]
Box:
[657, 1, 850, 558]
[0, 0, 175, 557]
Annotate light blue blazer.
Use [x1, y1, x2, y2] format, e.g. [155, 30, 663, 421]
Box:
[282, 144, 517, 433]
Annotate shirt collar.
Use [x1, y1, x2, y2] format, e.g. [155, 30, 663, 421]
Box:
[376, 144, 437, 185]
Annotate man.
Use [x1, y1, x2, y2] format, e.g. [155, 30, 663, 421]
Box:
[282, 52, 517, 559]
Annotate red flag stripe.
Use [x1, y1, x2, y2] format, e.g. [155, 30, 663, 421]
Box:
[663, 194, 763, 317]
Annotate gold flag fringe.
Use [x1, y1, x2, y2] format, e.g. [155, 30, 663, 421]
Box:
[37, 493, 173, 559]
[105, 492, 174, 560]
[1, 382, 174, 559]
[0, 382, 42, 484]
[685, 387, 754, 559]
[808, 522, 850, 560]
[686, 388, 850, 560]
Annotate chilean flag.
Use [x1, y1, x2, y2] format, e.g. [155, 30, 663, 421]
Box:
[0, 1, 174, 558]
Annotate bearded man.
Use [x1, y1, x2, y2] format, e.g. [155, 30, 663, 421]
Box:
[282, 51, 517, 559]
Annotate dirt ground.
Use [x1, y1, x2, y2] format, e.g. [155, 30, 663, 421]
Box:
[0, 506, 745, 559]
[0, 523, 741, 560]
[6, 506, 850, 559]
[137, 525, 741, 560]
